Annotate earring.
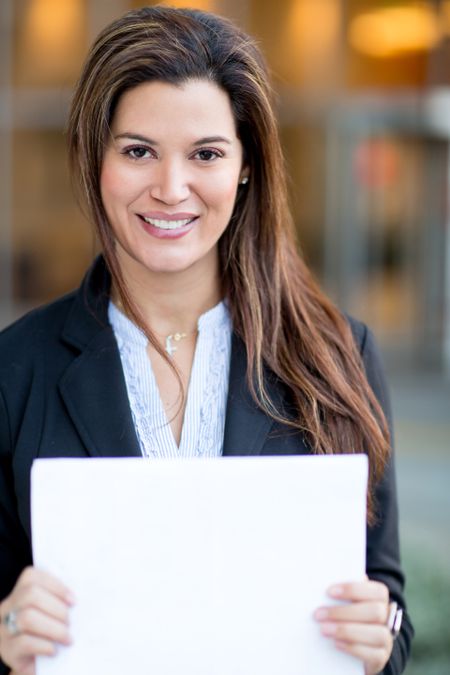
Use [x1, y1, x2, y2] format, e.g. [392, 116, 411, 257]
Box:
[240, 176, 249, 185]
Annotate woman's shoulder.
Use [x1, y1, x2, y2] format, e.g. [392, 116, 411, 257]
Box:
[344, 313, 391, 421]
[0, 291, 78, 354]
[0, 292, 80, 431]
[344, 313, 384, 367]
[0, 256, 109, 358]
[345, 314, 371, 353]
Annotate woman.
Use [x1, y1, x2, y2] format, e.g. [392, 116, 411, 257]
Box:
[0, 6, 413, 675]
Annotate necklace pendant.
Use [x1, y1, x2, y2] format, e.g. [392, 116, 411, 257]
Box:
[165, 332, 188, 357]
[165, 335, 177, 357]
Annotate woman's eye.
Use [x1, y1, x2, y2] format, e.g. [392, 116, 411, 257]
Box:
[194, 149, 222, 162]
[123, 146, 152, 160]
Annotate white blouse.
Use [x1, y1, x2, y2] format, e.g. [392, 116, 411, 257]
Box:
[108, 300, 232, 459]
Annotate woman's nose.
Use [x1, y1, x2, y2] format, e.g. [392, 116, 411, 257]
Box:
[149, 160, 191, 205]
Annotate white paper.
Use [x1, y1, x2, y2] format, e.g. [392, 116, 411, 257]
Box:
[31, 455, 367, 675]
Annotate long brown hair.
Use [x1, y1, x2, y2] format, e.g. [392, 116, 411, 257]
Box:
[67, 5, 389, 523]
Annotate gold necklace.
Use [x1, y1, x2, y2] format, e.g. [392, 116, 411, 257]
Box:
[113, 297, 196, 357]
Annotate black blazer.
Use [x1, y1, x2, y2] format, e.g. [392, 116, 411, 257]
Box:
[0, 257, 413, 674]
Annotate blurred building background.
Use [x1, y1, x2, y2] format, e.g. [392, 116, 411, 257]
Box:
[0, 1, 449, 672]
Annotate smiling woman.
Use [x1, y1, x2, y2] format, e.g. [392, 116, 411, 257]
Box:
[0, 6, 412, 675]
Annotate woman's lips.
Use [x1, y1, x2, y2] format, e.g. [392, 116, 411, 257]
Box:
[137, 213, 198, 240]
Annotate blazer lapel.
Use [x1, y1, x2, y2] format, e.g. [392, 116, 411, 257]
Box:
[58, 329, 141, 459]
[57, 257, 141, 459]
[223, 335, 276, 456]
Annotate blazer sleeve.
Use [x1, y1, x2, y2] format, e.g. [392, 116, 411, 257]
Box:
[0, 386, 32, 675]
[358, 325, 414, 675]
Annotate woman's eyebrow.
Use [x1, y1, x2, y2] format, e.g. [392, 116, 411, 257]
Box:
[192, 136, 232, 146]
[114, 132, 157, 144]
[113, 133, 232, 146]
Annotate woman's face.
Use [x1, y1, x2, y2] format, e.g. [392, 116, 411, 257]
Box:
[100, 79, 246, 282]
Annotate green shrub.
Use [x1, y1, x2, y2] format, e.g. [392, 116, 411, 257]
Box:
[402, 543, 450, 674]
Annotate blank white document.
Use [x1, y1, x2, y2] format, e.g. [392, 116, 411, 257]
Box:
[31, 454, 367, 675]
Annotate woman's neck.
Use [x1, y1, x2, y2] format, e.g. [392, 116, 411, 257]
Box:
[113, 252, 222, 336]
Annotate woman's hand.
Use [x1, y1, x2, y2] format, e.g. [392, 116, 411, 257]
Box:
[0, 566, 74, 675]
[314, 577, 393, 675]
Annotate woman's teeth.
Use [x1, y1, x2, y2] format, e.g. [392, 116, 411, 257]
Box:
[142, 216, 194, 230]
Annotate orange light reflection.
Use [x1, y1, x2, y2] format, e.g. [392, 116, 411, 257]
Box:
[160, 0, 214, 9]
[349, 4, 441, 58]
[21, 0, 85, 84]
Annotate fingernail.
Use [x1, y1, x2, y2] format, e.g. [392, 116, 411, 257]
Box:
[321, 623, 337, 636]
[329, 585, 343, 597]
[335, 640, 348, 650]
[314, 609, 328, 620]
[66, 591, 76, 605]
